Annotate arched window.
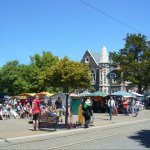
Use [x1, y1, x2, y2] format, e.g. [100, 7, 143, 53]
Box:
[91, 70, 96, 82]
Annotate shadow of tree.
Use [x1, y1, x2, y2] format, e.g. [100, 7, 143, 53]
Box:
[128, 130, 150, 148]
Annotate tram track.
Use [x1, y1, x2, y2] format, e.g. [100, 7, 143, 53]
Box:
[1, 118, 150, 149]
[48, 128, 146, 149]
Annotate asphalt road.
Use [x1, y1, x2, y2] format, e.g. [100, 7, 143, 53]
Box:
[1, 117, 150, 149]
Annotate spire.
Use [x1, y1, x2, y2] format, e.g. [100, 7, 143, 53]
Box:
[99, 46, 109, 63]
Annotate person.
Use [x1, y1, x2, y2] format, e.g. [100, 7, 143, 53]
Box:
[49, 104, 57, 117]
[123, 100, 129, 116]
[107, 97, 115, 115]
[78, 104, 84, 125]
[134, 100, 140, 117]
[105, 100, 108, 113]
[32, 95, 41, 131]
[16, 103, 24, 118]
[82, 98, 92, 128]
[55, 97, 63, 122]
[113, 101, 118, 116]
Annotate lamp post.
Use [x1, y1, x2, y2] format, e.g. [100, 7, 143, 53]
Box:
[99, 52, 116, 120]
[109, 54, 112, 120]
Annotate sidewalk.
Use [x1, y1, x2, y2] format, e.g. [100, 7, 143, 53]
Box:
[0, 109, 149, 141]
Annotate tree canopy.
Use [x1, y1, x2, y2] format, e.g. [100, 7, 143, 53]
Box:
[0, 51, 59, 95]
[112, 33, 150, 93]
[40, 57, 91, 93]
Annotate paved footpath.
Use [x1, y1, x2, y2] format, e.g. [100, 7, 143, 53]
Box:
[0, 109, 149, 143]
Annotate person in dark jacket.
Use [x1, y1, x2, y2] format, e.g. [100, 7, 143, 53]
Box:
[82, 98, 92, 128]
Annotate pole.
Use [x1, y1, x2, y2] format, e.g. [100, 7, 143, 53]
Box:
[109, 54, 112, 120]
[65, 94, 69, 128]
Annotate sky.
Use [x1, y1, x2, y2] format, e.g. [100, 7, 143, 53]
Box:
[0, 0, 150, 67]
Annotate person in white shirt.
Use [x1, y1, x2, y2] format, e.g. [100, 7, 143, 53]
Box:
[134, 100, 140, 117]
[108, 97, 115, 114]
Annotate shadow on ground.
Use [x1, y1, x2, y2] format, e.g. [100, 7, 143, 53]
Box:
[128, 130, 150, 148]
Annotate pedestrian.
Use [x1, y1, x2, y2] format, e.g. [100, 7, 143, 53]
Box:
[105, 99, 108, 113]
[134, 100, 140, 117]
[82, 98, 92, 128]
[32, 95, 41, 131]
[55, 97, 63, 122]
[130, 98, 135, 114]
[123, 100, 129, 116]
[107, 97, 115, 115]
[113, 101, 118, 116]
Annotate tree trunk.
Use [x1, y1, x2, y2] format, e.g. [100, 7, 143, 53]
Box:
[65, 94, 69, 128]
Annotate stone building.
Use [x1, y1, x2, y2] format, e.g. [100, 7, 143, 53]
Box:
[81, 46, 125, 94]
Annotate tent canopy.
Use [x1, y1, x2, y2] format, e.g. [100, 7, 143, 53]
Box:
[79, 91, 91, 97]
[37, 92, 54, 97]
[19, 93, 36, 97]
[69, 93, 79, 97]
[87, 91, 108, 97]
[130, 92, 144, 97]
[112, 91, 133, 97]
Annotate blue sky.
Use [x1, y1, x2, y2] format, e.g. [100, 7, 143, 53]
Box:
[0, 0, 150, 67]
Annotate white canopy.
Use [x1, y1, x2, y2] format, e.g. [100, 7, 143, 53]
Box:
[130, 92, 144, 97]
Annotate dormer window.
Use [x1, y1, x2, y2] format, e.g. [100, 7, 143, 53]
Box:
[85, 56, 90, 63]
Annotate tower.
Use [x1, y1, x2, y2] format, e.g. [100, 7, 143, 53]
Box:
[99, 46, 109, 93]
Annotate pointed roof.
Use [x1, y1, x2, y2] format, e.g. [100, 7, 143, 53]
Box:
[99, 46, 109, 63]
[89, 51, 100, 65]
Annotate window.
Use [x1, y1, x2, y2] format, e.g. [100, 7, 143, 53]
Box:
[91, 70, 96, 82]
[85, 56, 90, 63]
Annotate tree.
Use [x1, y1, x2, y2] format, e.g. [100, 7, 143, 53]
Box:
[27, 51, 59, 92]
[112, 33, 150, 93]
[40, 57, 91, 127]
[0, 51, 59, 95]
[0, 60, 28, 95]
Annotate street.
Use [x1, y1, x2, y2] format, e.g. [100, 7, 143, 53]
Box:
[0, 110, 150, 149]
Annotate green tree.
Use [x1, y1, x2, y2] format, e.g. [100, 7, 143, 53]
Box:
[0, 60, 28, 95]
[29, 51, 59, 92]
[40, 57, 91, 127]
[0, 51, 59, 95]
[112, 33, 150, 93]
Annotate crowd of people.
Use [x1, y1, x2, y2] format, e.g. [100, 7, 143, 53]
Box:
[0, 96, 64, 121]
[0, 95, 144, 131]
[78, 96, 144, 129]
[106, 97, 143, 117]
[0, 100, 32, 120]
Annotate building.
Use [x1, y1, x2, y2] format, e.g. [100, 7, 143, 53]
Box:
[81, 46, 124, 94]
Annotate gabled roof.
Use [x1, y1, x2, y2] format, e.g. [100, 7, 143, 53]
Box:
[83, 46, 109, 66]
[84, 50, 100, 66]
[90, 51, 101, 65]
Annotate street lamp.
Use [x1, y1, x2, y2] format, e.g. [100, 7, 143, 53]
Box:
[109, 54, 112, 120]
[108, 53, 117, 120]
[99, 53, 115, 120]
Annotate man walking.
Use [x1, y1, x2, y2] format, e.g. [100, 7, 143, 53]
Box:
[108, 97, 115, 115]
